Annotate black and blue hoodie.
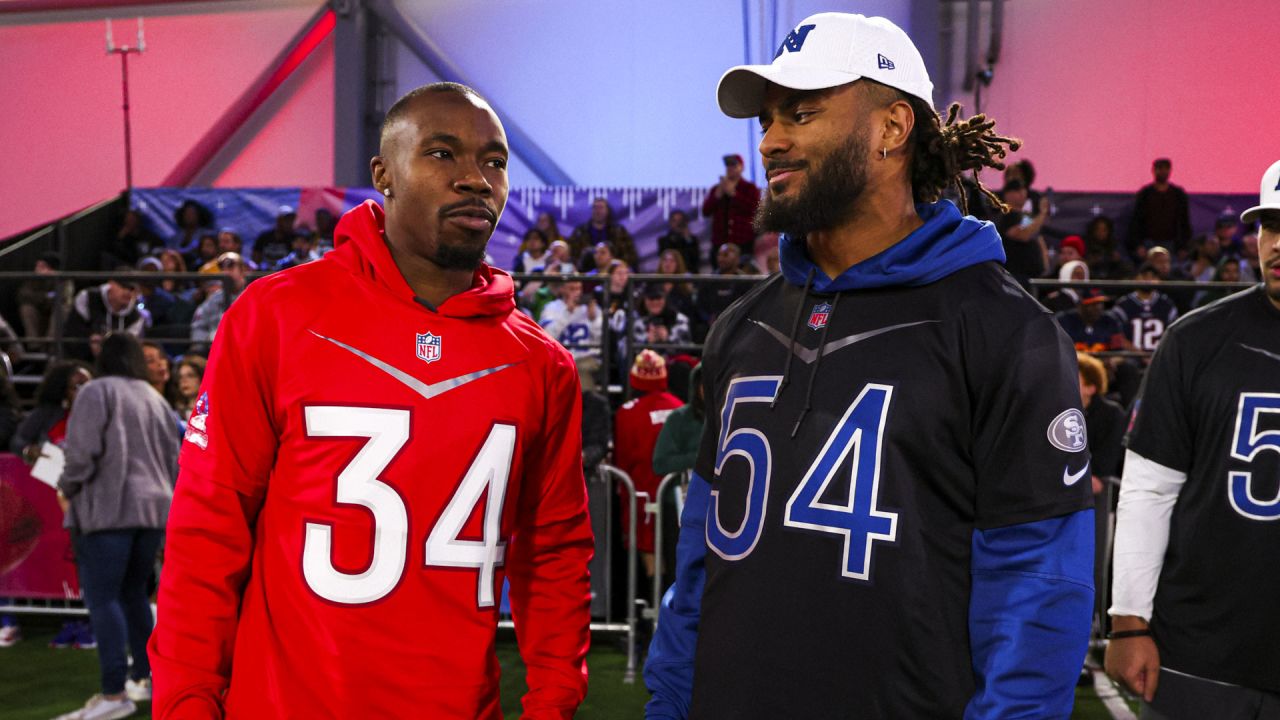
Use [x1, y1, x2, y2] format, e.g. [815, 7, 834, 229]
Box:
[644, 200, 1094, 719]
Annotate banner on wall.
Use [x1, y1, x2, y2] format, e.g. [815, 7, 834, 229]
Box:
[132, 186, 1255, 274]
[0, 454, 81, 600]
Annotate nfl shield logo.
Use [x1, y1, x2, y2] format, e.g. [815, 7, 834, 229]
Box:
[807, 302, 832, 331]
[416, 332, 442, 363]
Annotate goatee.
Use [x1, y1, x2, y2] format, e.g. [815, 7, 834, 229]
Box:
[755, 131, 870, 239]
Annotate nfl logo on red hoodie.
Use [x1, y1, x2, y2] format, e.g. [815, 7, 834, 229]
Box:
[416, 332, 442, 363]
[807, 302, 832, 331]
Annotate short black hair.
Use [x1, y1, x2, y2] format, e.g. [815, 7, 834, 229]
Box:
[380, 82, 487, 151]
[96, 333, 150, 381]
[1002, 179, 1026, 194]
[38, 251, 61, 270]
[1153, 158, 1172, 168]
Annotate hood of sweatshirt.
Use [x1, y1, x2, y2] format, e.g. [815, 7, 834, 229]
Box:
[779, 200, 1005, 292]
[328, 200, 515, 318]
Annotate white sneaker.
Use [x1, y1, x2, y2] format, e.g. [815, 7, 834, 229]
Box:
[124, 678, 151, 702]
[0, 624, 20, 647]
[52, 693, 137, 720]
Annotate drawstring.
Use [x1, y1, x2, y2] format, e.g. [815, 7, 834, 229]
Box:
[791, 291, 840, 438]
[771, 267, 815, 409]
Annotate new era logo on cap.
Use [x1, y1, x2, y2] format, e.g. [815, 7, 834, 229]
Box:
[774, 24, 816, 58]
[717, 12, 935, 119]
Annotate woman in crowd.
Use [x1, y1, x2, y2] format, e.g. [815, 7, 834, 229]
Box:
[169, 200, 212, 253]
[157, 249, 193, 297]
[586, 241, 615, 275]
[535, 211, 565, 247]
[1042, 259, 1089, 313]
[171, 355, 206, 421]
[141, 342, 172, 399]
[1194, 256, 1243, 308]
[654, 249, 701, 327]
[513, 228, 551, 273]
[54, 333, 180, 720]
[1084, 215, 1131, 279]
[9, 361, 93, 460]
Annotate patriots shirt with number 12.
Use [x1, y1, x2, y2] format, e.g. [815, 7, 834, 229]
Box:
[150, 201, 592, 720]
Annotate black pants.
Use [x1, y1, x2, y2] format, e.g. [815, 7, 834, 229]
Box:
[1142, 668, 1280, 720]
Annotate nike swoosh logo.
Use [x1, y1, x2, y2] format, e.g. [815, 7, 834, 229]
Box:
[749, 319, 940, 364]
[1240, 343, 1280, 364]
[310, 331, 518, 400]
[1063, 462, 1090, 486]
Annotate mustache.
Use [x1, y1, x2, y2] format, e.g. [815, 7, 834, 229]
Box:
[438, 199, 497, 222]
[764, 159, 808, 173]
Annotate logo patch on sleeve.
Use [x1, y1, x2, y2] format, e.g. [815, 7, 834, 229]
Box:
[185, 391, 210, 449]
[1047, 408, 1087, 453]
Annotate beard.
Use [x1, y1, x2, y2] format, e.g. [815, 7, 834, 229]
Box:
[429, 237, 487, 270]
[755, 130, 870, 239]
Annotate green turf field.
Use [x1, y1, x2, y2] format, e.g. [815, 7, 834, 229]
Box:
[1, 614, 1134, 719]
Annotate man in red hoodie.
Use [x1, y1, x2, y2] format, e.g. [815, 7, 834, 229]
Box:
[613, 350, 684, 579]
[149, 83, 593, 719]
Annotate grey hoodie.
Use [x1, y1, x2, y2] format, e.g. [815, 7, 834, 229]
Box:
[58, 375, 181, 533]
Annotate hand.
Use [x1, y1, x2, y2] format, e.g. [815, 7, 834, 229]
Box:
[56, 491, 70, 514]
[1104, 617, 1160, 702]
[22, 444, 41, 465]
[1037, 196, 1051, 217]
[1092, 475, 1105, 495]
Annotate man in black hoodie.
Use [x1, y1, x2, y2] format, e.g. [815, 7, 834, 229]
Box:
[646, 12, 1093, 720]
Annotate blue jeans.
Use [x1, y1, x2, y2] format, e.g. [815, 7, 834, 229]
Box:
[73, 528, 164, 695]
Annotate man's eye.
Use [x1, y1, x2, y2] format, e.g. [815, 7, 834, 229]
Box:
[427, 149, 452, 159]
[795, 111, 814, 122]
[487, 158, 508, 170]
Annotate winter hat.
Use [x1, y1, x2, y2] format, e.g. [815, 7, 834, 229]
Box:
[630, 349, 668, 393]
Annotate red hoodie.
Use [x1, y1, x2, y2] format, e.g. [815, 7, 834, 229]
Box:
[149, 201, 592, 719]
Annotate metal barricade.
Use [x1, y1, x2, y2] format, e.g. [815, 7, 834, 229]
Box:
[647, 471, 687, 629]
[597, 463, 643, 683]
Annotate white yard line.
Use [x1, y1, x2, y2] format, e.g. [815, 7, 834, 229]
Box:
[1091, 668, 1139, 720]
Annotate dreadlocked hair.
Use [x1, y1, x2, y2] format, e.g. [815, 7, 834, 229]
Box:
[904, 96, 1021, 214]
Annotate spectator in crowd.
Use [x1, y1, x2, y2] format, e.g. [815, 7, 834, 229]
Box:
[569, 197, 638, 270]
[1052, 234, 1086, 278]
[656, 209, 701, 273]
[16, 252, 73, 353]
[539, 279, 602, 360]
[1207, 215, 1242, 260]
[762, 245, 781, 275]
[190, 253, 248, 349]
[1042, 259, 1089, 314]
[632, 285, 692, 350]
[1146, 246, 1194, 313]
[312, 208, 337, 255]
[1001, 159, 1041, 213]
[1083, 215, 1131, 279]
[1057, 289, 1128, 353]
[64, 272, 150, 360]
[1185, 237, 1220, 285]
[513, 228, 551, 273]
[997, 179, 1050, 288]
[104, 209, 164, 269]
[170, 355, 206, 421]
[697, 243, 751, 326]
[652, 361, 704, 478]
[251, 205, 298, 269]
[273, 231, 320, 271]
[653, 249, 701, 329]
[545, 240, 577, 274]
[1238, 233, 1260, 282]
[1194, 257, 1242, 309]
[1128, 158, 1191, 260]
[701, 154, 761, 256]
[187, 233, 219, 272]
[136, 257, 177, 327]
[586, 241, 616, 275]
[1076, 351, 1127, 626]
[54, 333, 179, 720]
[1110, 263, 1179, 354]
[9, 361, 93, 461]
[141, 341, 172, 399]
[156, 249, 193, 298]
[169, 200, 213, 253]
[613, 350, 683, 579]
[535, 211, 567, 248]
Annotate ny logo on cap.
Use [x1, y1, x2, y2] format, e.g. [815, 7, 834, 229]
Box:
[877, 53, 895, 70]
[774, 24, 816, 59]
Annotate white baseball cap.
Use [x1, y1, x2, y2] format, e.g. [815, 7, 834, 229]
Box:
[1241, 159, 1280, 225]
[717, 13, 934, 119]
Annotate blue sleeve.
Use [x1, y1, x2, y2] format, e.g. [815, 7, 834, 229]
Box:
[966, 509, 1094, 720]
[643, 472, 710, 720]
